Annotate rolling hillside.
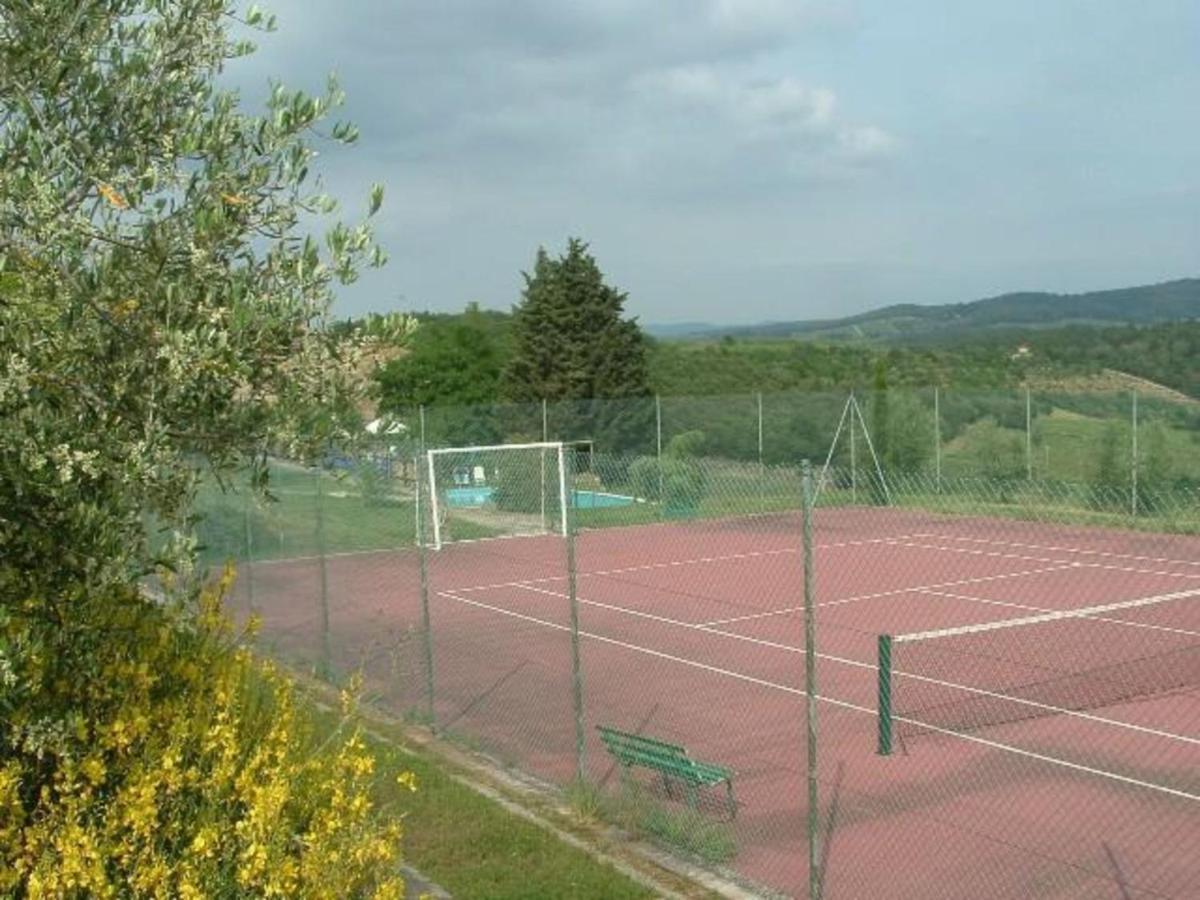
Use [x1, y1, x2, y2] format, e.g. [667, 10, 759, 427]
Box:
[652, 277, 1200, 343]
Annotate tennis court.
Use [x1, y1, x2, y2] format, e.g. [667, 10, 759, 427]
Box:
[228, 494, 1200, 899]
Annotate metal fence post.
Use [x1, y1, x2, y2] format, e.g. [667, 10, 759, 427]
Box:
[655, 393, 664, 510]
[315, 466, 332, 681]
[1131, 390, 1139, 517]
[757, 391, 764, 471]
[541, 399, 549, 530]
[934, 387, 942, 493]
[562, 445, 586, 782]
[849, 396, 858, 504]
[243, 501, 255, 613]
[414, 452, 436, 727]
[801, 459, 821, 900]
[1025, 387, 1033, 480]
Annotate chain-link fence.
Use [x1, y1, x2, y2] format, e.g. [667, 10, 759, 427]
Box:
[192, 387, 1200, 899]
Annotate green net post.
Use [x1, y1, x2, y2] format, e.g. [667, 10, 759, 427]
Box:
[315, 465, 332, 681]
[563, 445, 586, 782]
[877, 634, 893, 756]
[801, 459, 820, 900]
[415, 452, 436, 728]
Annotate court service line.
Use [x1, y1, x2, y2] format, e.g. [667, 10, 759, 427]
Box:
[909, 532, 1200, 572]
[896, 586, 1200, 643]
[700, 563, 1079, 626]
[436, 587, 1200, 801]
[507, 581, 1200, 747]
[915, 588, 1200, 639]
[882, 538, 1200, 585]
[449, 531, 932, 597]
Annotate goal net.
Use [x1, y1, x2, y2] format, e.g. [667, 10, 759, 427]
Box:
[424, 442, 568, 550]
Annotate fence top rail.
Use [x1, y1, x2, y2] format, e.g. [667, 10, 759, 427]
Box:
[427, 440, 564, 456]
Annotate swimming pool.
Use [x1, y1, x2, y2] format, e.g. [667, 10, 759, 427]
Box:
[443, 486, 638, 509]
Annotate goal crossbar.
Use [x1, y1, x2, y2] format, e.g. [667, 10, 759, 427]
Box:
[426, 441, 568, 550]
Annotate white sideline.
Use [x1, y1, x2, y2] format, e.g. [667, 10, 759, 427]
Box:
[501, 581, 1200, 748]
[908, 531, 1200, 571]
[701, 563, 1080, 626]
[895, 586, 1200, 643]
[435, 587, 1200, 801]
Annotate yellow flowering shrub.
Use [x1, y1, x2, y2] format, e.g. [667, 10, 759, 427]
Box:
[0, 570, 410, 898]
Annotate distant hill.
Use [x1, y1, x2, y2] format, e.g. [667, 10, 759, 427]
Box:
[673, 278, 1200, 343]
[644, 321, 720, 339]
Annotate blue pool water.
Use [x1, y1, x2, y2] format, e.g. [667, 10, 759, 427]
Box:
[571, 489, 637, 509]
[445, 486, 495, 506]
[444, 486, 637, 509]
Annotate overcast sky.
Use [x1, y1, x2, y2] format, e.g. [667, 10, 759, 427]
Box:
[230, 1, 1200, 325]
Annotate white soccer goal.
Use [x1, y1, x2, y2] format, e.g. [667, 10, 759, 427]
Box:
[425, 441, 569, 550]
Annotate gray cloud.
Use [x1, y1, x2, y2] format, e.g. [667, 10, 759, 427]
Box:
[229, 1, 1199, 322]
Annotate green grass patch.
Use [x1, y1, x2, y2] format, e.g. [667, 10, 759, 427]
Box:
[192, 459, 497, 565]
[578, 780, 738, 866]
[359, 738, 656, 899]
[292, 691, 656, 900]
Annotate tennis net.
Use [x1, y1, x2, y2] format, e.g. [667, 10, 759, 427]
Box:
[876, 587, 1200, 754]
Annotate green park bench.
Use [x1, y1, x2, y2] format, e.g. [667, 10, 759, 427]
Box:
[596, 725, 736, 818]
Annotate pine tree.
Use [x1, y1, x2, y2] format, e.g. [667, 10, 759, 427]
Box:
[502, 239, 652, 451]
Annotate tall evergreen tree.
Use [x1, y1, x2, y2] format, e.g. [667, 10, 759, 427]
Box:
[502, 239, 652, 451]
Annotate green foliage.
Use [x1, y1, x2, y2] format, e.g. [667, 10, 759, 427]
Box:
[627, 432, 708, 512]
[1, 1, 387, 601]
[665, 429, 706, 459]
[502, 238, 652, 450]
[491, 449, 553, 515]
[0, 578, 408, 897]
[377, 304, 508, 444]
[587, 781, 737, 866]
[1, 8, 410, 893]
[971, 420, 1026, 495]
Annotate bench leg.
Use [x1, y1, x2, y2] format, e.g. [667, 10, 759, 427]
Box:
[725, 780, 736, 820]
[686, 782, 698, 810]
[661, 771, 673, 800]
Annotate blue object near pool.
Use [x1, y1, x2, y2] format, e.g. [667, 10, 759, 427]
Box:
[444, 486, 638, 509]
[571, 489, 638, 509]
[445, 485, 495, 506]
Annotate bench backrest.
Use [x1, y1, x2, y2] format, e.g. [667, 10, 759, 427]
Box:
[597, 726, 689, 764]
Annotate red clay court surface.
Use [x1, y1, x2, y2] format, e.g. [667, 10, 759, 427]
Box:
[234, 507, 1200, 899]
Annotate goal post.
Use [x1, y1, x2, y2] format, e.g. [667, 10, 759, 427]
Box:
[425, 441, 569, 550]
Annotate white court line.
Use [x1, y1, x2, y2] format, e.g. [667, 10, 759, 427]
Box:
[449, 531, 931, 597]
[504, 581, 1200, 748]
[896, 587, 1200, 643]
[916, 589, 1200, 639]
[882, 537, 1200, 584]
[700, 536, 1200, 627]
[252, 544, 412, 566]
[910, 532, 1200, 572]
[436, 587, 1200, 801]
[701, 563, 1080, 627]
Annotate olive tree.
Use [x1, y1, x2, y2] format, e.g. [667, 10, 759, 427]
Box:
[0, 1, 387, 601]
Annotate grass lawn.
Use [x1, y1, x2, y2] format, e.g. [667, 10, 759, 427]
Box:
[293, 687, 675, 900]
[374, 741, 656, 900]
[192, 459, 496, 565]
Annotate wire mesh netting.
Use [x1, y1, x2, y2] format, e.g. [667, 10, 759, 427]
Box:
[189, 387, 1200, 899]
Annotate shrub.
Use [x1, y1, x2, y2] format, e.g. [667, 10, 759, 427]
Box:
[0, 574, 411, 898]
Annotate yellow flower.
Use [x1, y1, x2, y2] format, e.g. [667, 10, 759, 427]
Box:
[396, 771, 418, 793]
[81, 756, 106, 787]
[97, 182, 128, 209]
